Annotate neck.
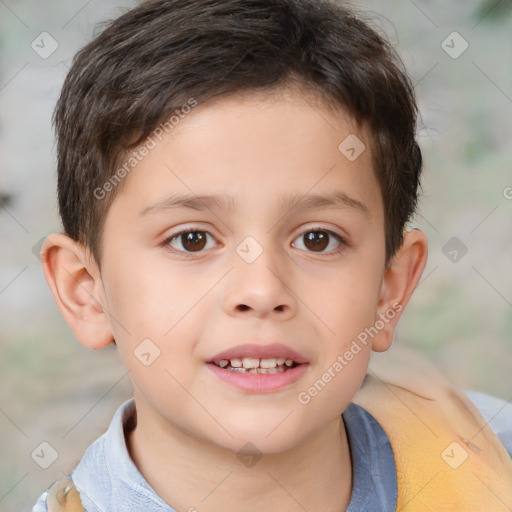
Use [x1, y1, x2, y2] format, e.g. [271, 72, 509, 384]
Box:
[127, 397, 352, 512]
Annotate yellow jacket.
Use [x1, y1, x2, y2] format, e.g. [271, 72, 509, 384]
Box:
[46, 350, 512, 511]
[353, 349, 512, 511]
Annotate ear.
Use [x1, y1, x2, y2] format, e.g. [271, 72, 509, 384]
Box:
[372, 229, 428, 352]
[40, 232, 113, 350]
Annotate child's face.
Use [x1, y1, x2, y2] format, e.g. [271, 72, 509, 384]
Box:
[98, 87, 389, 452]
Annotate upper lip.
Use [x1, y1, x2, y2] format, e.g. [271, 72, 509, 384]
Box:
[207, 343, 309, 365]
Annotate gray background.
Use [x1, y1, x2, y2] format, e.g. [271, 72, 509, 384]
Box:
[0, 0, 511, 509]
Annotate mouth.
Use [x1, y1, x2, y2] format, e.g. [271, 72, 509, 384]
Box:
[210, 356, 300, 374]
[206, 342, 308, 378]
[206, 343, 309, 392]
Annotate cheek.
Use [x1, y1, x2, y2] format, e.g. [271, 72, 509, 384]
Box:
[101, 253, 205, 367]
[102, 254, 184, 336]
[299, 348, 370, 415]
[314, 264, 382, 342]
[299, 261, 380, 408]
[108, 292, 202, 420]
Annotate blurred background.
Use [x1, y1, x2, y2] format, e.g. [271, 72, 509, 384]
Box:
[0, 0, 511, 509]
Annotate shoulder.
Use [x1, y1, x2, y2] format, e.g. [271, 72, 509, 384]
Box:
[32, 476, 85, 512]
[31, 431, 110, 512]
[69, 399, 137, 510]
[31, 399, 135, 512]
[342, 403, 397, 511]
[31, 491, 49, 512]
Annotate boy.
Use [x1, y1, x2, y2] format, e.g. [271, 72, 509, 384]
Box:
[33, 0, 512, 510]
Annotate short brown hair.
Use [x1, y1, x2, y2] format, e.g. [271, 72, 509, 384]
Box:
[54, 0, 422, 265]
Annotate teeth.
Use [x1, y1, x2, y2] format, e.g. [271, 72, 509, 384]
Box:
[227, 367, 286, 374]
[213, 356, 298, 370]
[260, 358, 277, 369]
[242, 357, 260, 369]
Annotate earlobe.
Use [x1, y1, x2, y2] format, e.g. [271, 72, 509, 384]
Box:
[372, 229, 428, 352]
[41, 233, 113, 350]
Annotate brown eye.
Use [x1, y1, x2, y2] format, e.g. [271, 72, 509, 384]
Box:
[292, 229, 343, 253]
[167, 230, 215, 253]
[305, 231, 329, 251]
[181, 231, 206, 251]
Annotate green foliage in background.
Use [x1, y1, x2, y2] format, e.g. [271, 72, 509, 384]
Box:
[475, 0, 512, 23]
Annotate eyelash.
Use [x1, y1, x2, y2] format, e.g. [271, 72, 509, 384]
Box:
[161, 226, 348, 259]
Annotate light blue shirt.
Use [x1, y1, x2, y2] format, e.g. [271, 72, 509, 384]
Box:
[32, 391, 512, 512]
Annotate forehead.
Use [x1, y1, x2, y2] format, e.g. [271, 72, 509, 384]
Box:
[107, 86, 383, 225]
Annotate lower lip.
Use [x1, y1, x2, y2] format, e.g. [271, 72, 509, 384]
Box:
[206, 363, 309, 393]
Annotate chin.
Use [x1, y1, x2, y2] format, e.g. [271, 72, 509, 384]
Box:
[215, 432, 302, 457]
[207, 416, 311, 456]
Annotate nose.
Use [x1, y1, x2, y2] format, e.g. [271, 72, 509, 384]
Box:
[223, 243, 297, 320]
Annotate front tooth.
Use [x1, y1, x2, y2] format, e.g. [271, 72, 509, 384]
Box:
[230, 358, 242, 368]
[285, 359, 294, 367]
[260, 358, 277, 369]
[242, 357, 260, 369]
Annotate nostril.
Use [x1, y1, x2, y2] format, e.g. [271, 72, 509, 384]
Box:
[235, 304, 287, 312]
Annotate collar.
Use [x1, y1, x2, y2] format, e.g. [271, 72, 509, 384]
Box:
[70, 399, 396, 511]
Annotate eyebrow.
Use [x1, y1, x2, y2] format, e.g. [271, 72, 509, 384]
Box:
[138, 191, 370, 218]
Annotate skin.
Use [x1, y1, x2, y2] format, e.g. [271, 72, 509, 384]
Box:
[42, 85, 428, 512]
